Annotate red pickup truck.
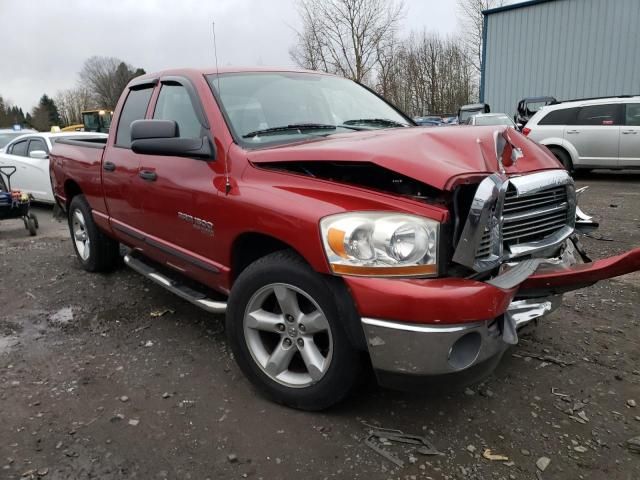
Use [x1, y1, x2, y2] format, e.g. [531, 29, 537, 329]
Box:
[50, 67, 640, 410]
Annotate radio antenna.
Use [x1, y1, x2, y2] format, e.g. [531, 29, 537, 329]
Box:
[212, 21, 222, 95]
[212, 20, 231, 195]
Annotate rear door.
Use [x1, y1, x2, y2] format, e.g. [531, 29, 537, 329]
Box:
[135, 77, 221, 275]
[619, 103, 640, 167]
[102, 83, 154, 240]
[565, 103, 622, 168]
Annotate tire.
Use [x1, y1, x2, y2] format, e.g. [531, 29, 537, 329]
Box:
[26, 215, 37, 236]
[226, 250, 361, 410]
[68, 195, 119, 272]
[548, 147, 574, 174]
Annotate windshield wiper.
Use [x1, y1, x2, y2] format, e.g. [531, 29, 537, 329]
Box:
[342, 118, 407, 128]
[243, 123, 338, 138]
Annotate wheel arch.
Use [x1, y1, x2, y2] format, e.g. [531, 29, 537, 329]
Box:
[231, 232, 290, 280]
[63, 179, 83, 209]
[229, 231, 367, 351]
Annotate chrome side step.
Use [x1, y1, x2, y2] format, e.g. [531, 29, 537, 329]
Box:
[123, 254, 227, 314]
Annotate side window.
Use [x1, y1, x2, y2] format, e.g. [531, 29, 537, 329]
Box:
[153, 84, 202, 138]
[27, 139, 47, 154]
[115, 87, 154, 148]
[625, 104, 640, 126]
[538, 108, 578, 125]
[574, 104, 622, 126]
[10, 140, 28, 156]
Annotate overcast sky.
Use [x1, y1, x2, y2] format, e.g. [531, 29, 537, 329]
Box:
[0, 0, 459, 112]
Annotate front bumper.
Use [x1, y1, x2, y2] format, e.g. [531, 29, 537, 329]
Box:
[345, 244, 640, 383]
[361, 296, 561, 377]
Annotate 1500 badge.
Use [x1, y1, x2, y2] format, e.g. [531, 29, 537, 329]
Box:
[178, 212, 214, 236]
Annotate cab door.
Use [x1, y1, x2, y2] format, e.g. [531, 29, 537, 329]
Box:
[134, 77, 221, 276]
[564, 103, 622, 168]
[102, 82, 155, 242]
[619, 103, 640, 168]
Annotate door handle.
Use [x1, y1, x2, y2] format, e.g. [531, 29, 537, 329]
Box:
[566, 130, 580, 134]
[138, 170, 157, 181]
[103, 161, 116, 171]
[621, 130, 638, 134]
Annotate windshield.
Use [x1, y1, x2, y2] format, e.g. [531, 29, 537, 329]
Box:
[475, 115, 515, 127]
[525, 101, 551, 114]
[207, 72, 411, 146]
[101, 112, 113, 130]
[459, 110, 482, 123]
[0, 132, 23, 148]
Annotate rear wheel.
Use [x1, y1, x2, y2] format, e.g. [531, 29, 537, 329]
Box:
[548, 147, 574, 174]
[226, 250, 361, 410]
[68, 195, 119, 272]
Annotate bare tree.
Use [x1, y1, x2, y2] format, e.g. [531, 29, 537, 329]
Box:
[79, 56, 145, 109]
[457, 0, 504, 74]
[290, 1, 474, 117]
[55, 87, 94, 126]
[290, 0, 404, 84]
[374, 31, 474, 117]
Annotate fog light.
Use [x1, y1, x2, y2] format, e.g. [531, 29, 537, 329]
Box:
[448, 332, 482, 370]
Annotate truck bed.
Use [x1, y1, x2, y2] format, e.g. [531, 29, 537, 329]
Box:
[50, 136, 109, 214]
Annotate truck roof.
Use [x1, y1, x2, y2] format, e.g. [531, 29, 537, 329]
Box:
[132, 66, 335, 83]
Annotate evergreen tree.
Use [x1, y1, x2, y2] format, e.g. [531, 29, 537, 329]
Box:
[30, 94, 61, 131]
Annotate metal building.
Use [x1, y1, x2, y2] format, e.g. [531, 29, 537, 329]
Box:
[480, 0, 640, 116]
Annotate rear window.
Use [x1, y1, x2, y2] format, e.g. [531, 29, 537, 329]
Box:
[574, 104, 622, 126]
[625, 103, 640, 126]
[115, 87, 154, 148]
[538, 107, 578, 125]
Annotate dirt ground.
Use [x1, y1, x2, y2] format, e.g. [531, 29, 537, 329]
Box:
[1, 172, 639, 480]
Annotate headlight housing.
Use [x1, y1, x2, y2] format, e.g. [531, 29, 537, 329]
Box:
[320, 212, 439, 277]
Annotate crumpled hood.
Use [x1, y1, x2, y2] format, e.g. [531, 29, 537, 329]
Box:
[247, 126, 562, 191]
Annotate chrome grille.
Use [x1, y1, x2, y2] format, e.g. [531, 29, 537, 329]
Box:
[454, 170, 575, 272]
[502, 185, 569, 248]
[476, 228, 492, 257]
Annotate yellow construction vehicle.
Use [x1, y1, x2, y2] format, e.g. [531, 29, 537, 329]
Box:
[60, 109, 113, 133]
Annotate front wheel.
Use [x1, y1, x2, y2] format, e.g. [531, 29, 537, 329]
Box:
[226, 250, 361, 410]
[68, 195, 119, 272]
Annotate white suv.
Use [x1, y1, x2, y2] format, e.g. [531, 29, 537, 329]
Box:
[524, 96, 640, 172]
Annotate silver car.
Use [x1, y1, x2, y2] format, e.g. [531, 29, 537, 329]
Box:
[524, 96, 640, 172]
[465, 113, 517, 128]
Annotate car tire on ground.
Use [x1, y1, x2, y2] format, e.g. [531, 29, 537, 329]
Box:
[226, 250, 362, 411]
[548, 147, 574, 174]
[68, 195, 120, 272]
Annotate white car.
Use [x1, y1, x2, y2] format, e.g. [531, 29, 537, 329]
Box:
[523, 96, 640, 172]
[0, 132, 107, 203]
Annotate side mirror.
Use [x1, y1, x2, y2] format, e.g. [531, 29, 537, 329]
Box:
[29, 150, 48, 159]
[130, 119, 215, 160]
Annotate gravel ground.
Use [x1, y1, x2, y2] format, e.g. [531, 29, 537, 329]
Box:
[1, 172, 639, 480]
